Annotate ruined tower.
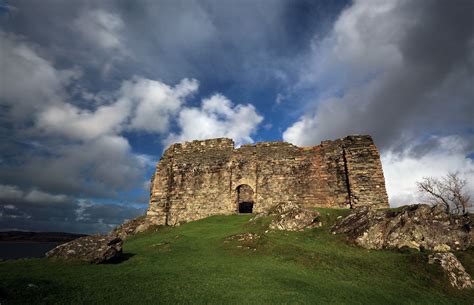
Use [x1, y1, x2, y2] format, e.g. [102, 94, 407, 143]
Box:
[147, 135, 389, 226]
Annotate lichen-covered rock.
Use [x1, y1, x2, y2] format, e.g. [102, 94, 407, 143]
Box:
[111, 215, 156, 239]
[46, 235, 123, 264]
[267, 202, 302, 216]
[224, 233, 262, 251]
[249, 202, 301, 222]
[225, 233, 261, 242]
[332, 204, 473, 251]
[269, 207, 321, 231]
[428, 252, 473, 289]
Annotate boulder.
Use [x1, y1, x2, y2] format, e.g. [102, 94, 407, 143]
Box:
[111, 215, 155, 239]
[428, 252, 473, 289]
[249, 202, 301, 222]
[267, 202, 302, 216]
[269, 207, 321, 231]
[46, 235, 123, 264]
[250, 202, 300, 222]
[332, 204, 473, 251]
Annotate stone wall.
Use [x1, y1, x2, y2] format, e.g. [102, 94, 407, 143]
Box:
[147, 135, 389, 226]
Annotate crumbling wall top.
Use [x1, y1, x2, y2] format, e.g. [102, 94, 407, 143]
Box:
[161, 138, 234, 162]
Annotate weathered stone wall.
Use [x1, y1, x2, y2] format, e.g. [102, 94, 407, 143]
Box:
[147, 135, 388, 225]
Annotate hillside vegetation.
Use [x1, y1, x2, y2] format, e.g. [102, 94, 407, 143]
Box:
[1, 208, 473, 304]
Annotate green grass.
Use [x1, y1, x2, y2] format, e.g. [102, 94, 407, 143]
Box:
[1, 208, 473, 304]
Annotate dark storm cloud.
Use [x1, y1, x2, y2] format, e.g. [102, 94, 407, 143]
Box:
[111, 0, 294, 85]
[6, 0, 472, 230]
[0, 28, 151, 198]
[282, 0, 474, 207]
[284, 0, 474, 151]
[0, 12, 151, 234]
[0, 185, 145, 234]
[2, 0, 346, 94]
[3, 0, 307, 232]
[366, 0, 474, 149]
[399, 1, 473, 71]
[401, 134, 474, 161]
[2, 0, 289, 87]
[1, 0, 332, 199]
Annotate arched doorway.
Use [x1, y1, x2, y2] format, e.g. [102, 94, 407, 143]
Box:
[236, 184, 254, 213]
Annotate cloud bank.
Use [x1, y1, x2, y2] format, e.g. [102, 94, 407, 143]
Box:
[283, 0, 474, 206]
[0, 27, 263, 233]
[0, 185, 144, 234]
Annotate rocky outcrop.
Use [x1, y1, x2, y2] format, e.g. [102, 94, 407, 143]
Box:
[269, 206, 321, 231]
[267, 202, 301, 216]
[331, 204, 472, 251]
[46, 235, 123, 264]
[428, 252, 473, 289]
[250, 203, 322, 231]
[111, 215, 156, 239]
[249, 202, 301, 221]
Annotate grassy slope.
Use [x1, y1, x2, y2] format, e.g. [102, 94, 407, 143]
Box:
[1, 208, 473, 305]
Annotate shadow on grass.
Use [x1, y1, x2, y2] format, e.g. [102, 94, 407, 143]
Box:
[106, 252, 136, 264]
[0, 278, 75, 303]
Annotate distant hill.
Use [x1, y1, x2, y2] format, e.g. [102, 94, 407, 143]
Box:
[0, 231, 86, 243]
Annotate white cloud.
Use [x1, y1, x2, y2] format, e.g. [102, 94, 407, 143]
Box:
[37, 98, 130, 141]
[275, 93, 284, 105]
[382, 136, 474, 207]
[24, 189, 68, 205]
[283, 115, 317, 147]
[0, 185, 24, 200]
[37, 77, 199, 140]
[121, 77, 198, 133]
[74, 9, 125, 53]
[135, 154, 156, 169]
[75, 199, 92, 221]
[330, 0, 404, 73]
[165, 94, 263, 147]
[72, 9, 130, 75]
[0, 184, 68, 206]
[0, 31, 72, 121]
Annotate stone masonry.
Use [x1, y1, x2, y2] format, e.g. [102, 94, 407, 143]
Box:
[147, 135, 389, 226]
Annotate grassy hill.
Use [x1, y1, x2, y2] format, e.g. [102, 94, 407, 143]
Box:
[1, 208, 473, 304]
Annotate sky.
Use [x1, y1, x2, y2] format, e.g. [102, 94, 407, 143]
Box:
[0, 0, 473, 234]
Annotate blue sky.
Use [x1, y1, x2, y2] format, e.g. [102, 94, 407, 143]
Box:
[0, 0, 473, 233]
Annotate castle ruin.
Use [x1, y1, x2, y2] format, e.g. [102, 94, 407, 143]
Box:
[147, 135, 389, 226]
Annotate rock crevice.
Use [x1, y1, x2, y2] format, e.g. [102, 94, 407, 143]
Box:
[429, 252, 473, 289]
[332, 204, 473, 251]
[46, 235, 123, 264]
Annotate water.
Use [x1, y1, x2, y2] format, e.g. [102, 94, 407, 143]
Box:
[0, 242, 62, 260]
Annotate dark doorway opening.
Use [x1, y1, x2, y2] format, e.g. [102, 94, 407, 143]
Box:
[236, 184, 255, 214]
[239, 201, 254, 213]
